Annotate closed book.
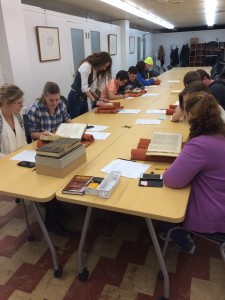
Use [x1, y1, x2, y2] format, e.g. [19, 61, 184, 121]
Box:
[35, 145, 85, 169]
[36, 137, 81, 158]
[62, 174, 93, 195]
[36, 153, 86, 178]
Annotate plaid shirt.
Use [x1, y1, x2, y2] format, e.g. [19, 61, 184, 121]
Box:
[28, 100, 70, 133]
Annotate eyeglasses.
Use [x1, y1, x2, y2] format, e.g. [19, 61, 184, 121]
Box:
[13, 100, 24, 106]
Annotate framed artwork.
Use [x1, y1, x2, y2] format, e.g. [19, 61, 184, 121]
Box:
[129, 36, 135, 54]
[36, 26, 61, 62]
[108, 34, 117, 55]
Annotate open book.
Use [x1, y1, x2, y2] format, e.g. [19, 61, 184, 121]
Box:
[40, 123, 87, 141]
[146, 132, 182, 157]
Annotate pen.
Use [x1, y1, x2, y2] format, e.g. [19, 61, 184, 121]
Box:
[118, 158, 136, 162]
[42, 129, 55, 136]
[154, 168, 167, 170]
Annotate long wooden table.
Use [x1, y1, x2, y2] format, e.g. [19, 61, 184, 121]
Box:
[0, 67, 207, 297]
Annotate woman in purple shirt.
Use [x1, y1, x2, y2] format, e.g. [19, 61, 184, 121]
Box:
[161, 92, 225, 253]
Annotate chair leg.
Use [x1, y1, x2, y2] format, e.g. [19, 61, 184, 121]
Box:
[220, 241, 225, 262]
[20, 198, 34, 241]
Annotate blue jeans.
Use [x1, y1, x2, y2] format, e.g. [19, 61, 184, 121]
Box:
[159, 221, 193, 251]
[67, 90, 88, 118]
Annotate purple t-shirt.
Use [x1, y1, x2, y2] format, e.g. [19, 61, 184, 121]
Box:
[163, 135, 225, 233]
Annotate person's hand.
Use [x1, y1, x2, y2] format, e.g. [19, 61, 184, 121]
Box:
[123, 93, 129, 99]
[153, 77, 159, 81]
[101, 98, 109, 103]
[96, 100, 106, 106]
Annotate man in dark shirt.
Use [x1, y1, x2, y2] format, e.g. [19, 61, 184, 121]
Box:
[197, 69, 225, 110]
[117, 66, 144, 94]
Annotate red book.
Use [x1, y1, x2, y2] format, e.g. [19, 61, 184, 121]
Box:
[62, 175, 93, 195]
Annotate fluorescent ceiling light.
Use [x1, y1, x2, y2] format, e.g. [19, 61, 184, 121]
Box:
[100, 0, 175, 29]
[205, 0, 217, 26]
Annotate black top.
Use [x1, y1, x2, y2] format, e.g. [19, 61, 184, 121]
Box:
[209, 80, 225, 110]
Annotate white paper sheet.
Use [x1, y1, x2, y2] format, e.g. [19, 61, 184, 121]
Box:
[85, 132, 111, 140]
[167, 80, 180, 83]
[118, 109, 141, 114]
[142, 93, 158, 97]
[10, 150, 36, 162]
[135, 119, 161, 125]
[146, 109, 166, 114]
[86, 125, 109, 132]
[101, 159, 150, 179]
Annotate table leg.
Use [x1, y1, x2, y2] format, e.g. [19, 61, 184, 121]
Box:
[77, 206, 92, 281]
[31, 201, 63, 278]
[146, 218, 169, 300]
[21, 199, 34, 241]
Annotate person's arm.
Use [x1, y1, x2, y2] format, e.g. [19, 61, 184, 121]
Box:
[163, 138, 205, 188]
[28, 106, 44, 140]
[171, 106, 183, 122]
[136, 73, 155, 86]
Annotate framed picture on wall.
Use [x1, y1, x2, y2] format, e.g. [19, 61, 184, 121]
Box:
[36, 26, 61, 62]
[129, 36, 135, 54]
[108, 34, 117, 55]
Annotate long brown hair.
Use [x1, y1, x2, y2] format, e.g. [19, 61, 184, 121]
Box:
[37, 82, 60, 103]
[185, 92, 225, 139]
[81, 51, 112, 82]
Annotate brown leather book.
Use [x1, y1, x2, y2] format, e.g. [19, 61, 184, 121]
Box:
[62, 174, 93, 194]
[36, 137, 81, 158]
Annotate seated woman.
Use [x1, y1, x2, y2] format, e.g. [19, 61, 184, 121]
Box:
[171, 81, 225, 122]
[136, 61, 159, 86]
[28, 82, 72, 140]
[161, 92, 225, 253]
[0, 84, 27, 157]
[100, 70, 129, 100]
[28, 82, 72, 236]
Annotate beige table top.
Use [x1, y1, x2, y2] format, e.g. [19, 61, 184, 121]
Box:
[56, 125, 190, 223]
[0, 126, 128, 202]
[0, 67, 200, 211]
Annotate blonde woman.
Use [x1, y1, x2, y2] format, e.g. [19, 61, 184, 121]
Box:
[0, 84, 27, 157]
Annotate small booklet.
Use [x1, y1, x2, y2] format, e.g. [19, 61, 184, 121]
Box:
[147, 132, 182, 157]
[40, 123, 87, 141]
[62, 175, 93, 195]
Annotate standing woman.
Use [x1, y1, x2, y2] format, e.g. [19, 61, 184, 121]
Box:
[68, 51, 112, 118]
[0, 84, 27, 157]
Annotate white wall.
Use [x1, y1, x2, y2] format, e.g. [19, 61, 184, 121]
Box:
[153, 29, 225, 69]
[0, 2, 154, 107]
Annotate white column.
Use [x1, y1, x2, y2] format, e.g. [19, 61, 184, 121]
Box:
[0, 0, 34, 103]
[112, 19, 130, 70]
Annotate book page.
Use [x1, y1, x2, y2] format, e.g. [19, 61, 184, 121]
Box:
[55, 123, 87, 139]
[147, 132, 182, 156]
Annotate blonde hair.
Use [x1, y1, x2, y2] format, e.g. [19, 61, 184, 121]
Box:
[0, 84, 24, 107]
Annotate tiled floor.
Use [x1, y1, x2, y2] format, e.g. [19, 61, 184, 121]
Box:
[0, 195, 224, 300]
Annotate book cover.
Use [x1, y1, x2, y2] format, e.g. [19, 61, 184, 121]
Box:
[36, 138, 81, 158]
[62, 175, 93, 194]
[146, 132, 182, 157]
[35, 144, 85, 169]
